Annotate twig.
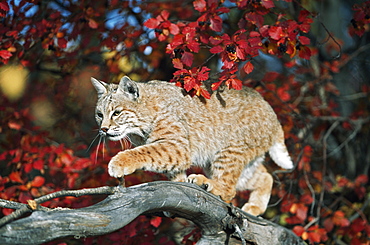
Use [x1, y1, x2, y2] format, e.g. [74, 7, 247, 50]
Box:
[0, 186, 117, 228]
[317, 120, 340, 222]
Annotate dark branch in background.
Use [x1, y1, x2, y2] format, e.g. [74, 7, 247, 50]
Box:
[0, 181, 304, 245]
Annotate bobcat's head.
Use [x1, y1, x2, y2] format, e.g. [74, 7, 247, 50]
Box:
[91, 76, 148, 142]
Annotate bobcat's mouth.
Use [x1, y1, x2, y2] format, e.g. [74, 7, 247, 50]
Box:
[107, 133, 125, 141]
[99, 130, 125, 141]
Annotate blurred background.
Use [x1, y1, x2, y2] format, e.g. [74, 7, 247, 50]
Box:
[0, 0, 369, 244]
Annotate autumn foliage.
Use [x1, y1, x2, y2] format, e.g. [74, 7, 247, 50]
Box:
[1, 0, 370, 244]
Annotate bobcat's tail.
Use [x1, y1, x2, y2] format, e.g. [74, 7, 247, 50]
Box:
[269, 142, 294, 169]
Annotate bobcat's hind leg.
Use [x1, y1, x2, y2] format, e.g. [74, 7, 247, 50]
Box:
[237, 161, 273, 216]
[187, 149, 247, 203]
[186, 174, 237, 202]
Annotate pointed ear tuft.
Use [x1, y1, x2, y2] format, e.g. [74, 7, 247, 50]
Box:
[118, 76, 139, 100]
[91, 78, 107, 98]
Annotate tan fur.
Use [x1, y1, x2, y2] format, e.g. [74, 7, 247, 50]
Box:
[91, 76, 293, 216]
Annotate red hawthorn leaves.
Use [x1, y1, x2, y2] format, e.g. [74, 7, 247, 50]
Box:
[88, 19, 98, 29]
[298, 36, 310, 45]
[261, 0, 275, 9]
[9, 172, 23, 183]
[31, 176, 45, 188]
[243, 61, 254, 74]
[225, 75, 243, 90]
[269, 26, 283, 40]
[142, 0, 314, 93]
[144, 10, 179, 41]
[0, 50, 12, 59]
[144, 18, 160, 29]
[150, 216, 162, 228]
[173, 66, 211, 99]
[193, 0, 207, 12]
[0, 2, 10, 11]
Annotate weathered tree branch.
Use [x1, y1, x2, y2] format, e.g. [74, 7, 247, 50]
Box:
[0, 181, 304, 245]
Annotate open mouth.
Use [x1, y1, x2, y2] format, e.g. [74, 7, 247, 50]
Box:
[107, 133, 125, 141]
[99, 130, 124, 141]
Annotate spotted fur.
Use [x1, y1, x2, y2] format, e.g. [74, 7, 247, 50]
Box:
[91, 76, 293, 216]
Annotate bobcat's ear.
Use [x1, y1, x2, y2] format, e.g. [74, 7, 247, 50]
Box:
[91, 77, 107, 98]
[118, 76, 139, 100]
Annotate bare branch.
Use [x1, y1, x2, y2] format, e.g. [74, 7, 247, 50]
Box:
[0, 181, 304, 245]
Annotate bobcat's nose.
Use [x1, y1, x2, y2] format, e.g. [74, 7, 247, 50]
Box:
[100, 127, 109, 133]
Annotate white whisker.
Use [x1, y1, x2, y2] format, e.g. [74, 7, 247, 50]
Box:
[119, 139, 124, 150]
[103, 137, 106, 159]
[95, 135, 102, 164]
[87, 133, 101, 153]
[124, 135, 133, 149]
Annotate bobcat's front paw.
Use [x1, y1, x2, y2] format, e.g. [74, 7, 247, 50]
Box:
[108, 152, 137, 178]
[186, 174, 213, 192]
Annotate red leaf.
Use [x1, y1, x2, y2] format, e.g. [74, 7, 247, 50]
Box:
[300, 194, 314, 205]
[33, 160, 44, 170]
[150, 216, 162, 228]
[0, 50, 12, 59]
[210, 45, 224, 54]
[6, 30, 18, 37]
[299, 23, 311, 33]
[184, 77, 196, 92]
[200, 88, 211, 99]
[298, 45, 311, 60]
[209, 36, 224, 45]
[298, 36, 310, 45]
[24, 163, 33, 173]
[308, 232, 321, 243]
[323, 218, 334, 232]
[197, 66, 210, 81]
[269, 26, 283, 40]
[296, 205, 308, 221]
[261, 0, 275, 9]
[298, 10, 310, 23]
[293, 226, 305, 236]
[58, 38, 68, 49]
[243, 61, 254, 74]
[210, 15, 223, 32]
[231, 78, 242, 90]
[193, 0, 207, 12]
[9, 172, 23, 183]
[355, 174, 368, 185]
[8, 121, 22, 130]
[169, 23, 180, 35]
[277, 87, 291, 101]
[2, 208, 13, 216]
[181, 51, 193, 67]
[245, 12, 264, 27]
[159, 10, 170, 21]
[225, 77, 242, 90]
[144, 18, 160, 29]
[172, 58, 183, 69]
[0, 2, 9, 11]
[211, 80, 223, 91]
[31, 176, 45, 187]
[88, 19, 98, 29]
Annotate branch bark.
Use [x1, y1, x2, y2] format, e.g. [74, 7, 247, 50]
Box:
[0, 181, 304, 245]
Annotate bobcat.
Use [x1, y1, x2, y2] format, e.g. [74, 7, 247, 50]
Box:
[91, 76, 293, 216]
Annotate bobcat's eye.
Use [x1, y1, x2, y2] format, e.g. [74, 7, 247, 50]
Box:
[96, 112, 103, 118]
[112, 110, 121, 117]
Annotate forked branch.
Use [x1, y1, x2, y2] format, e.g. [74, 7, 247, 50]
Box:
[0, 181, 303, 245]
